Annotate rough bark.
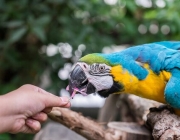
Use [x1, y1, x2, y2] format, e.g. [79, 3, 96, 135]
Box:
[98, 94, 180, 140]
[48, 107, 152, 140]
[35, 94, 180, 140]
[125, 95, 180, 139]
[147, 109, 180, 140]
[125, 94, 163, 123]
[48, 107, 121, 140]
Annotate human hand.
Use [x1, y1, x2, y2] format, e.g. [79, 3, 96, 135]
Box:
[0, 84, 70, 134]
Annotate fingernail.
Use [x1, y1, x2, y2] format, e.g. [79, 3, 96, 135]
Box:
[60, 97, 69, 103]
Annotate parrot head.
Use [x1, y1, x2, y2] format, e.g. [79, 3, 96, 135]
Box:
[66, 53, 124, 98]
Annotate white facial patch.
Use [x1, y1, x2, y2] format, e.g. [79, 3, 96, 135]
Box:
[76, 62, 113, 92]
[86, 74, 113, 91]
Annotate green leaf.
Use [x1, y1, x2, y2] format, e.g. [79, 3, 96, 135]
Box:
[8, 26, 27, 43]
[2, 21, 24, 28]
[35, 15, 51, 26]
[32, 26, 46, 42]
[126, 0, 137, 12]
[144, 10, 159, 19]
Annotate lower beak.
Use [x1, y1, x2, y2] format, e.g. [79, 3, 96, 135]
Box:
[67, 65, 96, 97]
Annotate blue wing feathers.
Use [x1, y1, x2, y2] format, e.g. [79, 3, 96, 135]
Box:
[100, 41, 180, 108]
[120, 41, 180, 74]
[100, 41, 180, 80]
[165, 68, 180, 109]
[153, 41, 180, 50]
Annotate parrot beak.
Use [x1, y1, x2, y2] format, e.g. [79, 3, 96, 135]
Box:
[67, 65, 96, 98]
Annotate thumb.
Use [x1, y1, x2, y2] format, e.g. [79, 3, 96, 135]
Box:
[24, 84, 71, 108]
[42, 95, 71, 108]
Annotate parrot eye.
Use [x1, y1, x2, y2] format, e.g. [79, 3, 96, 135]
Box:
[89, 63, 110, 76]
[99, 66, 105, 72]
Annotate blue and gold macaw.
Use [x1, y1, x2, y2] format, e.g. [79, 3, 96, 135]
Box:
[67, 41, 180, 113]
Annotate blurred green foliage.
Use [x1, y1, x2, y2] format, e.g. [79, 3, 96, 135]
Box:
[0, 0, 180, 139]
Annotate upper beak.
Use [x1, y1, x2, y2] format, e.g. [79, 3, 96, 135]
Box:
[67, 65, 96, 96]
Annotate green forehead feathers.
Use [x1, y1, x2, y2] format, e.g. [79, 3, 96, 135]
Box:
[79, 53, 110, 65]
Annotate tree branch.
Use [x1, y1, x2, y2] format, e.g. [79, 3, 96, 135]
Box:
[48, 107, 121, 140]
[48, 107, 151, 140]
[46, 94, 180, 140]
[147, 109, 180, 140]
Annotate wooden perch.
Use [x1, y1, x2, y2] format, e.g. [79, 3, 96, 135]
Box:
[125, 94, 163, 123]
[114, 95, 180, 139]
[147, 109, 180, 140]
[46, 95, 180, 140]
[48, 107, 120, 140]
[98, 94, 162, 124]
[48, 107, 152, 140]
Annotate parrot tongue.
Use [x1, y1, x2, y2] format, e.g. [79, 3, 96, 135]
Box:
[66, 85, 70, 91]
[66, 85, 88, 99]
[70, 89, 77, 99]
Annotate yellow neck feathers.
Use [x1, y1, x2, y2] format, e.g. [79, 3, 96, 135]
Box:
[110, 64, 171, 104]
